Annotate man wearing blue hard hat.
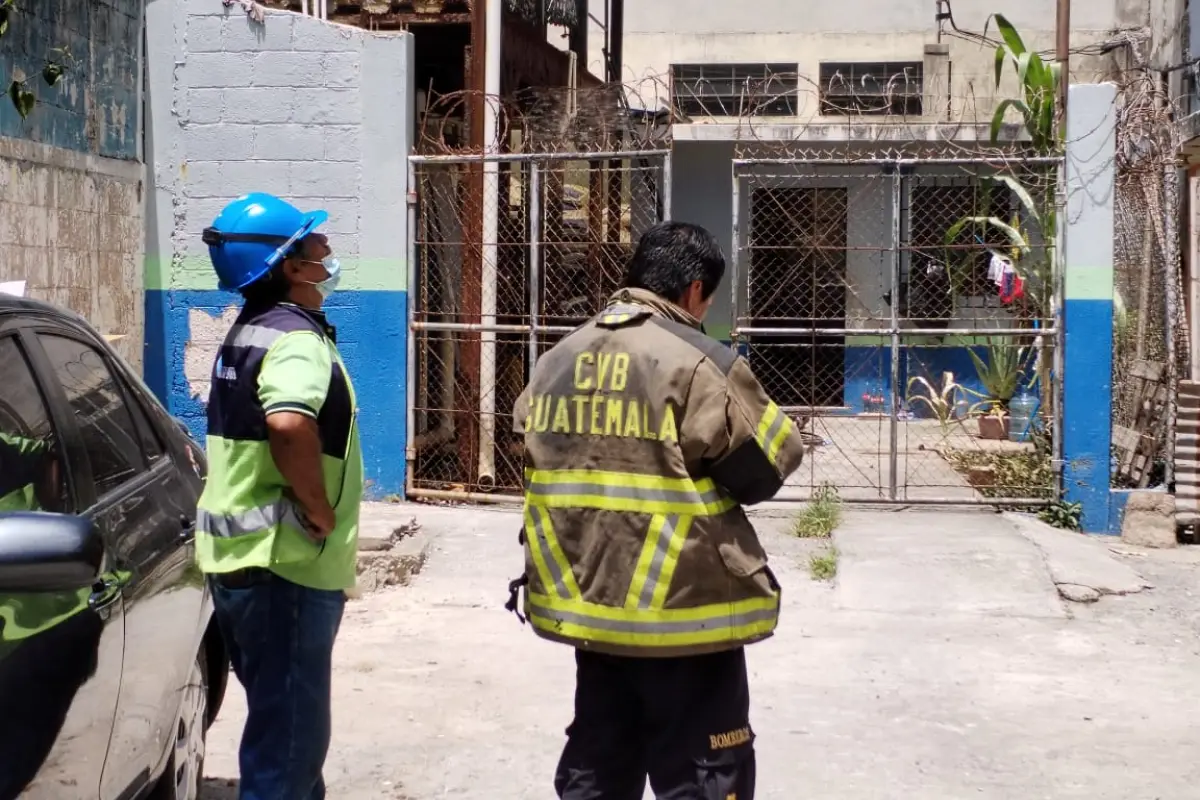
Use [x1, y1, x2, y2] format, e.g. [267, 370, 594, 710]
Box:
[195, 192, 363, 800]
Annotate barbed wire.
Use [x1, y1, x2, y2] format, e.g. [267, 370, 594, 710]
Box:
[414, 69, 1073, 161]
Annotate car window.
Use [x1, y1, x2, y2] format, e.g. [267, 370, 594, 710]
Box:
[123, 384, 165, 463]
[38, 334, 147, 498]
[0, 336, 69, 513]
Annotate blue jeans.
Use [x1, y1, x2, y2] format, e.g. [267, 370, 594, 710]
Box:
[211, 571, 346, 800]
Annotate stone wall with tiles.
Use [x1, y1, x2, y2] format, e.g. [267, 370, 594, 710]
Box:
[144, 1, 414, 496]
[0, 138, 144, 369]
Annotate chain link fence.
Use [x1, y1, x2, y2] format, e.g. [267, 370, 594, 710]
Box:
[732, 156, 1062, 504]
[407, 151, 670, 498]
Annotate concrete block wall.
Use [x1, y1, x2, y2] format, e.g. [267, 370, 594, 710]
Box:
[144, 0, 414, 496]
[0, 0, 145, 369]
[0, 137, 145, 368]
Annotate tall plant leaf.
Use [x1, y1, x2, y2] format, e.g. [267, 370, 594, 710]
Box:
[990, 97, 1031, 144]
[988, 174, 1039, 226]
[992, 14, 1028, 59]
[945, 216, 1030, 256]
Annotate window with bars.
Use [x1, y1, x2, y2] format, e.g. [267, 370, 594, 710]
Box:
[819, 61, 923, 116]
[670, 63, 799, 118]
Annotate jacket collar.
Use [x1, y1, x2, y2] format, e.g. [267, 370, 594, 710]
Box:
[606, 287, 702, 330]
[243, 301, 337, 342]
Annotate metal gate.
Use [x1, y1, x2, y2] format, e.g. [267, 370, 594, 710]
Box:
[406, 150, 671, 501]
[731, 155, 1064, 505]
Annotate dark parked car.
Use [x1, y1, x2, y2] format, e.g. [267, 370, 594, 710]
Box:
[0, 295, 229, 800]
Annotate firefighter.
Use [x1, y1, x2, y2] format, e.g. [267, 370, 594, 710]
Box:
[196, 192, 364, 800]
[509, 221, 808, 799]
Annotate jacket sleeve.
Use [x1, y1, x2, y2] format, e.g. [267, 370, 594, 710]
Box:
[680, 356, 807, 506]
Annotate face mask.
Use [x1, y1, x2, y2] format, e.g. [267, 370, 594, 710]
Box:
[302, 257, 341, 299]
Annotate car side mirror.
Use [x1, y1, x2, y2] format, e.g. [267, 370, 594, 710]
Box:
[0, 513, 104, 592]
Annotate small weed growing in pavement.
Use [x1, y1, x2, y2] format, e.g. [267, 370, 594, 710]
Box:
[809, 548, 838, 581]
[1038, 500, 1082, 531]
[793, 482, 842, 538]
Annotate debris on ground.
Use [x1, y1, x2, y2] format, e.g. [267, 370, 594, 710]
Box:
[352, 517, 428, 597]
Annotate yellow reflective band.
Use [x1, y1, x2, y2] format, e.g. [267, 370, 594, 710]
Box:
[624, 514, 693, 610]
[524, 469, 734, 516]
[527, 592, 779, 648]
[754, 402, 792, 468]
[524, 504, 580, 600]
[650, 515, 692, 609]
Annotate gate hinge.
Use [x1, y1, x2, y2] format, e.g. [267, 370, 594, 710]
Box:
[1050, 458, 1065, 474]
[406, 191, 418, 206]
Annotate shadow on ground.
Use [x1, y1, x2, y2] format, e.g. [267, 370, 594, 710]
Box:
[199, 778, 238, 799]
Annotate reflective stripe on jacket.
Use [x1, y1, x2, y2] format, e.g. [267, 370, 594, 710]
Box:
[513, 287, 808, 658]
[195, 302, 355, 575]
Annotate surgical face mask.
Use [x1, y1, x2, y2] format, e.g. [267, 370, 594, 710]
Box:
[301, 256, 341, 299]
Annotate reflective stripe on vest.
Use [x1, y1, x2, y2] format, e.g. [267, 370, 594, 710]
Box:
[525, 591, 779, 649]
[524, 468, 734, 516]
[196, 499, 307, 538]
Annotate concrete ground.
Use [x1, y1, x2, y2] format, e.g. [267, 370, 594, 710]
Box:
[200, 503, 1200, 799]
[779, 417, 1035, 502]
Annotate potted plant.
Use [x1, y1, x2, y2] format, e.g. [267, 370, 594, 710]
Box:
[966, 339, 1029, 440]
[977, 405, 1010, 440]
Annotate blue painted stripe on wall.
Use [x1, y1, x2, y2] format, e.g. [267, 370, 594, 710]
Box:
[1062, 297, 1114, 533]
[144, 288, 409, 498]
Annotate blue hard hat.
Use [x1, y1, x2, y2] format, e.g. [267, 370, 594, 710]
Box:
[202, 193, 329, 291]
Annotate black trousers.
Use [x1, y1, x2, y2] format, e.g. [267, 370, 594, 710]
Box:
[555, 647, 756, 800]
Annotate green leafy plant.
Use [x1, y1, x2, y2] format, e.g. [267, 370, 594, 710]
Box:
[0, 0, 12, 38]
[986, 13, 1061, 151]
[1038, 500, 1082, 531]
[7, 79, 34, 119]
[966, 339, 1031, 409]
[809, 548, 838, 581]
[942, 448, 1055, 501]
[906, 372, 989, 433]
[42, 47, 72, 87]
[793, 482, 842, 538]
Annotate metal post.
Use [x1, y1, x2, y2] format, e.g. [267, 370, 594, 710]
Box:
[661, 152, 673, 221]
[1056, 0, 1070, 116]
[528, 161, 543, 376]
[888, 165, 902, 501]
[1165, 163, 1181, 486]
[730, 163, 741, 348]
[405, 159, 419, 498]
[1053, 158, 1067, 491]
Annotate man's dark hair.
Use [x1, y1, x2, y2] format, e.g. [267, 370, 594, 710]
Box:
[240, 264, 289, 306]
[625, 221, 726, 303]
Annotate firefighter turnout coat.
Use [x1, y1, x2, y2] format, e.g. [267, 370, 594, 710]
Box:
[513, 287, 808, 658]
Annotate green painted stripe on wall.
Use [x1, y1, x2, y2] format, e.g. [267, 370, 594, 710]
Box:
[145, 256, 408, 292]
[1064, 264, 1114, 300]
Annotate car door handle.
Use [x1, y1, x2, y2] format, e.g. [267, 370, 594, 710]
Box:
[89, 576, 123, 611]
